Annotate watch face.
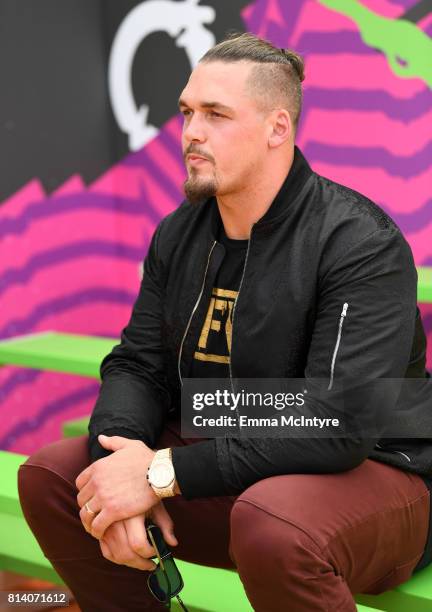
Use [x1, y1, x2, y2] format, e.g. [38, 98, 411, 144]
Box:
[149, 462, 174, 488]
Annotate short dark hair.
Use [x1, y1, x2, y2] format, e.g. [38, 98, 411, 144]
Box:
[200, 32, 305, 129]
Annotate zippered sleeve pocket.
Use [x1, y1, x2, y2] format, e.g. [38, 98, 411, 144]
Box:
[328, 302, 349, 391]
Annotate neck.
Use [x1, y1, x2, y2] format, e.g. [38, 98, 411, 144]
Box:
[216, 149, 295, 240]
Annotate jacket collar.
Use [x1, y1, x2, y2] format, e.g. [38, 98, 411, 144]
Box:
[208, 146, 314, 239]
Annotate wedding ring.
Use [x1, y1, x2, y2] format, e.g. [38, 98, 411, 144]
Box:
[85, 502, 96, 515]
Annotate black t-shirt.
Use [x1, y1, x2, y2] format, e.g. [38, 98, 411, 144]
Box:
[190, 226, 248, 378]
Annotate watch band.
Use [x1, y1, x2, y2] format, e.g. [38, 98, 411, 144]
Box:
[157, 448, 171, 460]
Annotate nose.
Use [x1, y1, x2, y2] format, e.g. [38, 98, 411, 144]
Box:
[182, 112, 206, 145]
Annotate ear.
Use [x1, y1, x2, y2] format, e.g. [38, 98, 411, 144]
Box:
[268, 109, 292, 149]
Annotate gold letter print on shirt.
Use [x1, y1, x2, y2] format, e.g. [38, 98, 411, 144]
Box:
[194, 287, 238, 364]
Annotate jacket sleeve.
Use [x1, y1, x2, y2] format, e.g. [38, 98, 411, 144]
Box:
[174, 227, 418, 498]
[88, 220, 171, 461]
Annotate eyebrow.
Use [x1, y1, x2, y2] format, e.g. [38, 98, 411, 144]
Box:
[177, 98, 234, 114]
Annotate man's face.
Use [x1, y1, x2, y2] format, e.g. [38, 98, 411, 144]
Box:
[178, 61, 270, 205]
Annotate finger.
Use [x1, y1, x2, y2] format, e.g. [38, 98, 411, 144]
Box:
[90, 508, 117, 540]
[76, 481, 96, 509]
[124, 556, 157, 571]
[152, 502, 178, 547]
[102, 521, 157, 571]
[75, 465, 93, 491]
[124, 515, 157, 559]
[100, 538, 113, 560]
[106, 522, 138, 564]
[98, 434, 129, 451]
[79, 505, 94, 534]
[78, 499, 101, 534]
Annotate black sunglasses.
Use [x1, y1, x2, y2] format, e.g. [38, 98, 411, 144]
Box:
[146, 523, 189, 611]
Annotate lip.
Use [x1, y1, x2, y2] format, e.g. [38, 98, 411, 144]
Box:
[187, 154, 210, 165]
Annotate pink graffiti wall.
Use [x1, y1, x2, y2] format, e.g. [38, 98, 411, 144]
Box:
[1, 0, 431, 453]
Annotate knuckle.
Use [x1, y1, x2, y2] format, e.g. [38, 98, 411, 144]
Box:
[111, 498, 121, 513]
[104, 497, 118, 514]
[98, 493, 108, 507]
[129, 538, 147, 554]
[100, 545, 111, 559]
[93, 469, 104, 484]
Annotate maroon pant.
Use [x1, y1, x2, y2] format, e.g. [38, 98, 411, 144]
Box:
[18, 420, 430, 612]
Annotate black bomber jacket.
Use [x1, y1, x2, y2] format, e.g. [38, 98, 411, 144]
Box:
[88, 147, 432, 572]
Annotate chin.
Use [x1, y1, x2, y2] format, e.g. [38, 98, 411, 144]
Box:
[184, 177, 217, 205]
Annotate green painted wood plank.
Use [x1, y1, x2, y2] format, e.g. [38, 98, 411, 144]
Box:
[170, 563, 381, 611]
[0, 451, 28, 517]
[418, 266, 432, 304]
[356, 589, 432, 612]
[173, 561, 252, 612]
[0, 513, 63, 584]
[395, 562, 432, 600]
[63, 416, 90, 438]
[0, 332, 117, 378]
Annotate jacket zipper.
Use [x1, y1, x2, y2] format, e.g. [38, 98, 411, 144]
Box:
[375, 442, 411, 462]
[229, 226, 254, 394]
[328, 302, 349, 391]
[177, 241, 217, 387]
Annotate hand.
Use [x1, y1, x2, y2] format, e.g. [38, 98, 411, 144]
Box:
[99, 503, 178, 571]
[76, 435, 159, 539]
[100, 514, 157, 572]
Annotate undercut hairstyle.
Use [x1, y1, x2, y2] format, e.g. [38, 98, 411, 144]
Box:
[200, 32, 305, 130]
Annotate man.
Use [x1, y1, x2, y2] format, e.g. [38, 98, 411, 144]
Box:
[18, 32, 432, 611]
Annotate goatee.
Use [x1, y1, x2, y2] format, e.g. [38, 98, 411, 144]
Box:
[184, 174, 218, 206]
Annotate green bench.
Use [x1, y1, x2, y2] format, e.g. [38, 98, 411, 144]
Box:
[0, 331, 118, 378]
[0, 450, 62, 585]
[418, 266, 432, 304]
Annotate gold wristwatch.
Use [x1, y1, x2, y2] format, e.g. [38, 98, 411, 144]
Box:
[146, 448, 176, 498]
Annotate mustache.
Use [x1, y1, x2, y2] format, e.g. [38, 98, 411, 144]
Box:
[184, 145, 215, 164]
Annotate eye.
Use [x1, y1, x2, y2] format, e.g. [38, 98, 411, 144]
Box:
[209, 111, 223, 118]
[181, 109, 192, 117]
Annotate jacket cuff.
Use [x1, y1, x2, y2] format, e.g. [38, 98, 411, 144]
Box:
[88, 428, 141, 463]
[171, 440, 228, 499]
